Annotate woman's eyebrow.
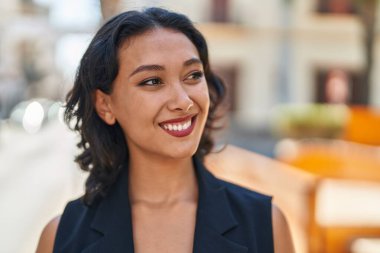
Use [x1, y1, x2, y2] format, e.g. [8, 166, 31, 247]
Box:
[129, 58, 202, 77]
[184, 58, 202, 66]
[129, 64, 165, 77]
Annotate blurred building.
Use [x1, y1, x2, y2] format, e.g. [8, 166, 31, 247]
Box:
[0, 0, 101, 119]
[1, 0, 379, 127]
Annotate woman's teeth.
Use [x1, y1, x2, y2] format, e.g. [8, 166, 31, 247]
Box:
[163, 119, 192, 131]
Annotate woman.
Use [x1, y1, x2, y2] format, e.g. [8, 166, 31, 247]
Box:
[37, 7, 294, 253]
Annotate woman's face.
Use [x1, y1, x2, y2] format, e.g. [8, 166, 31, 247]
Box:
[96, 28, 210, 160]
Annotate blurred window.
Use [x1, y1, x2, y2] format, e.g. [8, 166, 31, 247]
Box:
[316, 0, 357, 15]
[315, 68, 367, 104]
[211, 0, 230, 22]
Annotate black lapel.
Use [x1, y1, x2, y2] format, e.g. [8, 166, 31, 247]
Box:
[193, 157, 248, 253]
[81, 157, 248, 253]
[82, 164, 134, 253]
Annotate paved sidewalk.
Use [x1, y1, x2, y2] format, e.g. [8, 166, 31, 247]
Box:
[0, 121, 86, 253]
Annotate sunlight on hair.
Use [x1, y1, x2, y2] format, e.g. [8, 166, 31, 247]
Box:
[22, 101, 44, 134]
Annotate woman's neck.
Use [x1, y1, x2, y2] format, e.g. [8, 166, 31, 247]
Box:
[128, 154, 198, 206]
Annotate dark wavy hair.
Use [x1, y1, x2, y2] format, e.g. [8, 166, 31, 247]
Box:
[64, 7, 226, 205]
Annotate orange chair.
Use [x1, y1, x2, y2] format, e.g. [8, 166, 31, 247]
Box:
[276, 139, 380, 253]
[276, 139, 380, 182]
[342, 106, 380, 146]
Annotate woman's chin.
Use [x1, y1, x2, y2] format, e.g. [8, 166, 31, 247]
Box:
[163, 145, 199, 160]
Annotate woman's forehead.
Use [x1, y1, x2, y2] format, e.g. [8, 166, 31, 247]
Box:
[117, 28, 200, 67]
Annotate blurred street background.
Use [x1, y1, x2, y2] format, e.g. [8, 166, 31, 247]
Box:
[0, 0, 380, 252]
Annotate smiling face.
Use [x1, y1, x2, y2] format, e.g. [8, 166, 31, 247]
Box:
[95, 28, 210, 161]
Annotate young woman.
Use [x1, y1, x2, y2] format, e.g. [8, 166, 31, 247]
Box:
[37, 7, 294, 253]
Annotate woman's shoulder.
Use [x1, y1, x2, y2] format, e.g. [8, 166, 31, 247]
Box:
[36, 197, 95, 253]
[55, 197, 98, 238]
[198, 156, 272, 207]
[217, 177, 272, 207]
[36, 216, 61, 253]
[211, 175, 273, 226]
[215, 177, 295, 252]
[59, 198, 89, 223]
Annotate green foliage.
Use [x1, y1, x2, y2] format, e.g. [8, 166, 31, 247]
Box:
[273, 104, 349, 139]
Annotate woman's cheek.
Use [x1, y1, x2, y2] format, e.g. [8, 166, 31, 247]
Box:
[194, 83, 210, 105]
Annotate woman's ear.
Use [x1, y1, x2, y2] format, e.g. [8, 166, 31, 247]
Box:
[94, 89, 116, 125]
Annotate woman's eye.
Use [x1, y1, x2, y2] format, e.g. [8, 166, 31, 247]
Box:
[186, 71, 204, 81]
[138, 78, 162, 86]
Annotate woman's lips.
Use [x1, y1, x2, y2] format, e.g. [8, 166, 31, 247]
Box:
[159, 115, 197, 137]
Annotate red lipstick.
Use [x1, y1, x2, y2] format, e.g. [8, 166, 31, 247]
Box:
[159, 115, 197, 137]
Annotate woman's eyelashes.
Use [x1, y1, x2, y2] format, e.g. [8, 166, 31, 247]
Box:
[137, 71, 204, 87]
[138, 77, 162, 87]
[185, 71, 204, 81]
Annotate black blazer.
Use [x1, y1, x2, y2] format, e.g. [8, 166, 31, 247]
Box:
[54, 157, 274, 253]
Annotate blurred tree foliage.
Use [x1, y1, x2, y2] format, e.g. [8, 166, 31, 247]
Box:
[273, 104, 349, 138]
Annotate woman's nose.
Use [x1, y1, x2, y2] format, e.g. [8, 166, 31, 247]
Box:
[167, 83, 194, 112]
